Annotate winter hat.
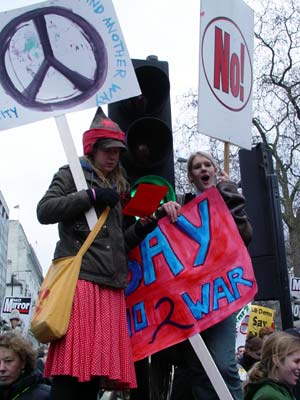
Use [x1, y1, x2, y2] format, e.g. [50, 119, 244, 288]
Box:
[83, 107, 126, 155]
[9, 309, 20, 320]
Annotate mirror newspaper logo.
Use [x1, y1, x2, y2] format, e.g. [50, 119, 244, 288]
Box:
[2, 297, 31, 315]
[1, 297, 32, 334]
[201, 17, 253, 112]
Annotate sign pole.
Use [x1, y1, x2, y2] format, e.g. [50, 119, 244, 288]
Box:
[224, 141, 230, 174]
[188, 334, 234, 400]
[55, 114, 97, 229]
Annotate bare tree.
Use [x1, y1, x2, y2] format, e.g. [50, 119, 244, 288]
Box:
[252, 0, 300, 275]
[174, 0, 300, 275]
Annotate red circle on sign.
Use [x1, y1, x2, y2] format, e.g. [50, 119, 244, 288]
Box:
[201, 17, 253, 112]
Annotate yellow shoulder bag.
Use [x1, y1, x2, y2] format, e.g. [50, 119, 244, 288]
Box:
[31, 207, 109, 343]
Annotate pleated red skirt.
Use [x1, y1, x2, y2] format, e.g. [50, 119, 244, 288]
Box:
[44, 279, 137, 389]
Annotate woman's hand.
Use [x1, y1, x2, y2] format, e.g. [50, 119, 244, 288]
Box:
[217, 170, 230, 183]
[159, 201, 181, 223]
[135, 215, 158, 236]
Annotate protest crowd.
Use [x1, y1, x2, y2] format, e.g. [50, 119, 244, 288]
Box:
[0, 1, 298, 399]
[0, 109, 298, 400]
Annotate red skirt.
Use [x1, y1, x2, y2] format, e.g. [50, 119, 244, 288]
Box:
[44, 279, 137, 389]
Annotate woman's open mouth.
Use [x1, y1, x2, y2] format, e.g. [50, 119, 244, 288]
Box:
[201, 174, 210, 183]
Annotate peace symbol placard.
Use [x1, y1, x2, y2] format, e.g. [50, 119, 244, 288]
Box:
[0, 0, 140, 131]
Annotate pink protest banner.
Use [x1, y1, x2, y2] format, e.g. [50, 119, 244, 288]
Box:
[125, 187, 257, 361]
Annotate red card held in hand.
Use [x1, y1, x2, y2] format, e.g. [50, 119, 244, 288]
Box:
[122, 183, 169, 217]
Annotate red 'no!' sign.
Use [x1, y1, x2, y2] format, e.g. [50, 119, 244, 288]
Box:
[198, 0, 254, 150]
[201, 17, 253, 112]
[125, 187, 257, 361]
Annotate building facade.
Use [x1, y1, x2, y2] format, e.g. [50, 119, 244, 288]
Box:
[0, 191, 9, 306]
[6, 220, 43, 301]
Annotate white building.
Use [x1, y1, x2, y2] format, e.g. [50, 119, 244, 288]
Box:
[6, 220, 43, 302]
[0, 191, 9, 305]
[3, 220, 44, 342]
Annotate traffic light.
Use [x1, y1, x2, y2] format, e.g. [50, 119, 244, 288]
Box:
[108, 56, 174, 189]
[239, 143, 293, 329]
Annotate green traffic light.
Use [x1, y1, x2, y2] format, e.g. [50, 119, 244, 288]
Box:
[130, 175, 176, 204]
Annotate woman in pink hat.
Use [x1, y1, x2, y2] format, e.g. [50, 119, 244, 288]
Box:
[37, 107, 157, 400]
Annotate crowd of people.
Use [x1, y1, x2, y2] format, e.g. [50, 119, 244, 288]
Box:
[0, 108, 299, 399]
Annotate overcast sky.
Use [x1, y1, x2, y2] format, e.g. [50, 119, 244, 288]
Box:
[0, 0, 201, 274]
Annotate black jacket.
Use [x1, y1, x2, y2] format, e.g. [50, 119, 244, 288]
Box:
[37, 158, 148, 288]
[0, 373, 50, 400]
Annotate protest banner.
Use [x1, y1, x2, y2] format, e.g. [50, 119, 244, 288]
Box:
[198, 0, 254, 150]
[126, 187, 257, 361]
[235, 302, 251, 350]
[290, 276, 300, 323]
[0, 0, 140, 132]
[247, 304, 275, 336]
[0, 0, 140, 227]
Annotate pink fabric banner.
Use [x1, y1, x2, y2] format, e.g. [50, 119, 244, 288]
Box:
[126, 187, 257, 361]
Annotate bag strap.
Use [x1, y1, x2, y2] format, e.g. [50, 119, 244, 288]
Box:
[77, 206, 110, 257]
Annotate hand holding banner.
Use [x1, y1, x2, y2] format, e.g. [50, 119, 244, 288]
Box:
[126, 187, 257, 361]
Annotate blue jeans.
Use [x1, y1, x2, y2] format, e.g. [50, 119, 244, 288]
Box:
[169, 314, 243, 400]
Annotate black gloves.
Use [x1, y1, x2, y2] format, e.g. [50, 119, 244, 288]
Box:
[135, 217, 158, 238]
[86, 188, 119, 208]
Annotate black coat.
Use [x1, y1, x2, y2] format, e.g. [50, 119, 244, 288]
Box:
[0, 372, 50, 400]
[36, 158, 147, 288]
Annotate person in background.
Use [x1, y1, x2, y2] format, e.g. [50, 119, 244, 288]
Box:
[285, 327, 300, 400]
[259, 326, 274, 344]
[0, 331, 50, 399]
[244, 331, 300, 400]
[159, 151, 253, 400]
[239, 333, 263, 373]
[36, 107, 157, 400]
[35, 346, 48, 376]
[9, 309, 24, 335]
[236, 345, 246, 362]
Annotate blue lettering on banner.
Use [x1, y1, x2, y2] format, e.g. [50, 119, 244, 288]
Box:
[228, 266, 253, 298]
[127, 266, 253, 335]
[175, 199, 210, 266]
[125, 260, 142, 297]
[0, 107, 18, 120]
[141, 227, 184, 285]
[102, 17, 117, 34]
[213, 277, 235, 310]
[95, 83, 121, 105]
[126, 198, 211, 289]
[182, 283, 210, 320]
[85, 2, 127, 78]
[86, 0, 104, 14]
[126, 309, 132, 336]
[102, 17, 126, 57]
[182, 266, 253, 321]
[132, 301, 148, 332]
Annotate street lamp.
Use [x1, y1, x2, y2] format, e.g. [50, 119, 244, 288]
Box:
[9, 270, 31, 296]
[10, 274, 16, 296]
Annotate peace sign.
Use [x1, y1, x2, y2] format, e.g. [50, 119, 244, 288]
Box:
[0, 6, 108, 111]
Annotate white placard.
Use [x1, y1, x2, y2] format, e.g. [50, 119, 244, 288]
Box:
[0, 0, 141, 131]
[1, 296, 33, 335]
[198, 0, 254, 149]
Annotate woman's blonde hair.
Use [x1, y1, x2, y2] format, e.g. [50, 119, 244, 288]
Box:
[246, 331, 300, 384]
[187, 151, 218, 178]
[0, 332, 36, 375]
